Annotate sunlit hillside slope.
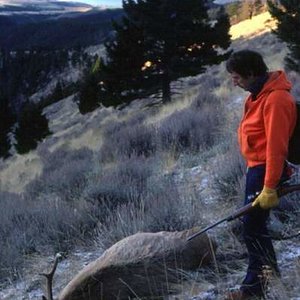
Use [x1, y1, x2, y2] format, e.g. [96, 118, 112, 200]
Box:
[230, 11, 276, 40]
[0, 12, 281, 194]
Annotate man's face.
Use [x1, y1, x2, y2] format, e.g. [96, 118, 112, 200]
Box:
[230, 71, 256, 91]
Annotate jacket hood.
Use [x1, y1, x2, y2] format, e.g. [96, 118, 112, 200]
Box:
[261, 70, 292, 95]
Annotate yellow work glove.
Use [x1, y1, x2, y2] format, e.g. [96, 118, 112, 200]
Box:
[252, 186, 279, 210]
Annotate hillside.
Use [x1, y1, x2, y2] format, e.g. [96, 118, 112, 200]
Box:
[0, 0, 92, 13]
[229, 11, 276, 40]
[1, 12, 300, 300]
[0, 8, 123, 50]
[0, 12, 280, 194]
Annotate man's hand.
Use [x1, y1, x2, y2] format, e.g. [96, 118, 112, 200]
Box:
[252, 186, 279, 209]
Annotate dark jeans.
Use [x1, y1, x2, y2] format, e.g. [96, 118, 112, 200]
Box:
[240, 164, 287, 296]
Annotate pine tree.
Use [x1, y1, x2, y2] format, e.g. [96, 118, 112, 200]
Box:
[0, 51, 14, 158]
[15, 102, 50, 154]
[100, 16, 147, 106]
[100, 0, 231, 105]
[0, 93, 15, 158]
[78, 57, 106, 113]
[268, 0, 300, 72]
[51, 81, 65, 102]
[78, 72, 101, 113]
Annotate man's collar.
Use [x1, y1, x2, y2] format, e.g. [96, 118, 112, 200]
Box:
[248, 73, 269, 100]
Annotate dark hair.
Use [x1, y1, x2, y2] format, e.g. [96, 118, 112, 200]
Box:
[226, 50, 268, 78]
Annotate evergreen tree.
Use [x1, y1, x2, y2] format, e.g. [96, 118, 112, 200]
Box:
[0, 93, 15, 158]
[0, 51, 14, 158]
[78, 57, 105, 113]
[101, 16, 147, 106]
[51, 81, 65, 102]
[51, 81, 71, 104]
[100, 0, 231, 105]
[15, 102, 50, 154]
[268, 0, 300, 72]
[78, 72, 102, 113]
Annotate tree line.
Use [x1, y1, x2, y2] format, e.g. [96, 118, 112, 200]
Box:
[0, 48, 91, 157]
[0, 9, 123, 50]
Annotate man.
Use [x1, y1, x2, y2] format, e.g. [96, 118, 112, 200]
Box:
[225, 50, 297, 299]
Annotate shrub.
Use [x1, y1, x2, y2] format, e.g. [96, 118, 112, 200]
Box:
[95, 173, 204, 249]
[99, 89, 222, 163]
[0, 191, 98, 281]
[142, 176, 201, 232]
[15, 102, 51, 154]
[100, 118, 156, 162]
[82, 155, 155, 221]
[0, 192, 26, 280]
[212, 139, 246, 202]
[26, 147, 94, 201]
[157, 98, 222, 154]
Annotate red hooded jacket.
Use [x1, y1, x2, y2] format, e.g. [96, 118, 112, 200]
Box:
[238, 71, 297, 188]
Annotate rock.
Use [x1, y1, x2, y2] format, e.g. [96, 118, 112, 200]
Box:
[59, 228, 216, 300]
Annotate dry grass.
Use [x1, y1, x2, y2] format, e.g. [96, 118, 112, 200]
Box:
[0, 152, 42, 194]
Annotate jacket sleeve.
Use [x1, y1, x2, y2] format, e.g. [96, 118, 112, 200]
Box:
[263, 91, 296, 188]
